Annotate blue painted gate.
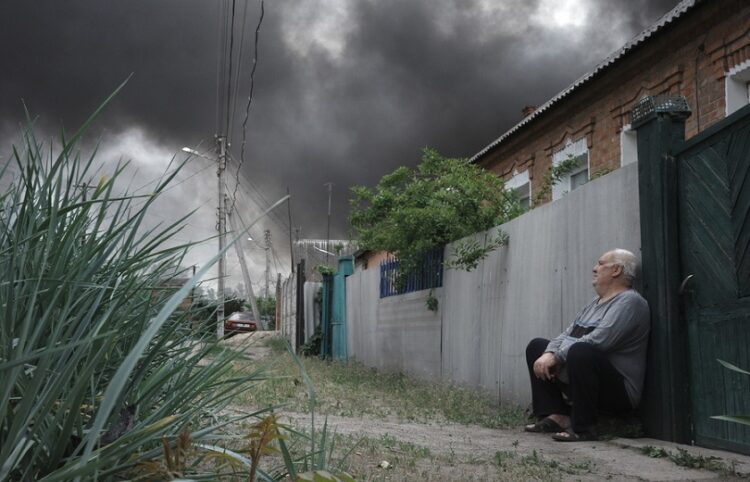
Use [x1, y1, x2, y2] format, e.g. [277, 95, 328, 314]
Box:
[331, 257, 353, 360]
[320, 257, 354, 360]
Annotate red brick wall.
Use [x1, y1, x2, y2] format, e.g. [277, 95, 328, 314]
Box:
[477, 0, 750, 203]
[355, 250, 391, 270]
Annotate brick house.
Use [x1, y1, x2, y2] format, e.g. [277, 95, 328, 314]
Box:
[472, 0, 750, 205]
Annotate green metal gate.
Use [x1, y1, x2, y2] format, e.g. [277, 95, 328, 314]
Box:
[676, 105, 750, 453]
[635, 97, 750, 453]
[331, 257, 353, 361]
[319, 257, 354, 360]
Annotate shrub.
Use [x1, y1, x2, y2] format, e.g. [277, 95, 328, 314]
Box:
[349, 148, 522, 279]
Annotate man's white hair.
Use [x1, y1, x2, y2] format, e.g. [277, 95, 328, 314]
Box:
[609, 248, 638, 286]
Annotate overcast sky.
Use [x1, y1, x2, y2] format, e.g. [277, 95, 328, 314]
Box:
[0, 0, 680, 290]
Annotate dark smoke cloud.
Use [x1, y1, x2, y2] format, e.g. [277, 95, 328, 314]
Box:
[0, 0, 682, 270]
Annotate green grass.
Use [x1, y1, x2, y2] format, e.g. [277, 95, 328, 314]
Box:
[264, 334, 291, 354]
[639, 445, 733, 475]
[240, 340, 526, 429]
[596, 413, 645, 439]
[494, 448, 594, 479]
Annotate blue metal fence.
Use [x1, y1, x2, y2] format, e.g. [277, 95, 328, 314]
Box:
[379, 247, 443, 298]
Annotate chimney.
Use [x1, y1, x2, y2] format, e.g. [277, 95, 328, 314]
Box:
[521, 105, 537, 118]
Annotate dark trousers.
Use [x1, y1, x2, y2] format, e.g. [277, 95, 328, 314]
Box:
[525, 337, 633, 432]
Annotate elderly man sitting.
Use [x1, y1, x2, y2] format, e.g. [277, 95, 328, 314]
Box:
[524, 249, 650, 441]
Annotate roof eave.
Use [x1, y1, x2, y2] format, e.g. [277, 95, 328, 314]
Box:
[469, 0, 701, 164]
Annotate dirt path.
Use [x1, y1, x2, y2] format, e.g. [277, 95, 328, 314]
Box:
[222, 333, 750, 481]
[281, 411, 750, 481]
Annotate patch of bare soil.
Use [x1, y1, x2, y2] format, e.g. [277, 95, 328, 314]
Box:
[223, 330, 276, 360]
[281, 412, 742, 481]
[220, 334, 750, 481]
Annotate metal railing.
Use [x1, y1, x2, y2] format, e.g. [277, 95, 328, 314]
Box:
[379, 247, 443, 298]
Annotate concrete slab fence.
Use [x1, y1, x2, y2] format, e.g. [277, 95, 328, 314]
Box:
[345, 162, 642, 407]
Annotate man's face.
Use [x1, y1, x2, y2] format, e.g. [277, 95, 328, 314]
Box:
[592, 251, 620, 296]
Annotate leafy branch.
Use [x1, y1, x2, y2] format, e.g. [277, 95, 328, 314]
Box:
[533, 154, 584, 206]
[350, 148, 522, 278]
[444, 232, 509, 271]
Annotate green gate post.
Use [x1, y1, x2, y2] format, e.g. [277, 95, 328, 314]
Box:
[320, 273, 333, 359]
[331, 257, 354, 361]
[632, 95, 691, 443]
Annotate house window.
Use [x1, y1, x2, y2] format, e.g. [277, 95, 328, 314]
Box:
[620, 124, 638, 166]
[551, 137, 589, 201]
[505, 169, 531, 209]
[726, 60, 750, 116]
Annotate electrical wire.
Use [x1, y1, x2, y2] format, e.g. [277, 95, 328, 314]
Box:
[228, 0, 265, 217]
[216, 0, 229, 134]
[225, 171, 286, 234]
[229, 0, 252, 132]
[271, 246, 283, 274]
[226, 153, 290, 231]
[224, 0, 237, 137]
[128, 151, 215, 195]
[234, 180, 290, 235]
[159, 162, 216, 195]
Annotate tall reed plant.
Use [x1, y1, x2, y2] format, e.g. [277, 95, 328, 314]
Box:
[0, 93, 276, 480]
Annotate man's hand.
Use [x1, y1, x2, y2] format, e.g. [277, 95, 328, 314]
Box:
[533, 352, 558, 380]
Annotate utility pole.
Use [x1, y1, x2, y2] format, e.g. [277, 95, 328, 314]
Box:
[287, 187, 294, 273]
[324, 182, 333, 265]
[276, 272, 282, 332]
[264, 229, 271, 298]
[294, 227, 301, 273]
[216, 135, 227, 339]
[228, 212, 261, 328]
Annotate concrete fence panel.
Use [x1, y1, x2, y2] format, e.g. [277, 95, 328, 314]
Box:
[346, 267, 379, 366]
[346, 162, 641, 406]
[376, 289, 442, 379]
[493, 203, 567, 404]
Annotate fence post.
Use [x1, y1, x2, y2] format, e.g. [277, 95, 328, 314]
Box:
[632, 95, 691, 443]
[295, 259, 306, 352]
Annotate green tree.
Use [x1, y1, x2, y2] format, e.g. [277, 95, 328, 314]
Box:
[224, 296, 245, 316]
[349, 148, 523, 277]
[256, 296, 276, 318]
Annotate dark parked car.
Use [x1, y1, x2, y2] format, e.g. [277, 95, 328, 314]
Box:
[224, 311, 257, 333]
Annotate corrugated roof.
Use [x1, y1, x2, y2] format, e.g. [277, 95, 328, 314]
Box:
[470, 0, 701, 163]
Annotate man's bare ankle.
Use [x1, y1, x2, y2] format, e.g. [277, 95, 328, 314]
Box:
[547, 414, 570, 428]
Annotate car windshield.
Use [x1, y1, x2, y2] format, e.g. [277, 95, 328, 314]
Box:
[229, 312, 254, 321]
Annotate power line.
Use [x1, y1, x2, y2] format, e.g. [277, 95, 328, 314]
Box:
[228, 0, 265, 217]
[159, 162, 215, 195]
[271, 246, 283, 274]
[229, 0, 252, 131]
[226, 154, 290, 231]
[129, 154, 214, 195]
[226, 169, 290, 234]
[224, 180, 288, 249]
[215, 0, 229, 134]
[224, 0, 237, 136]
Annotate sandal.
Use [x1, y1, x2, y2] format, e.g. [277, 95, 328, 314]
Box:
[551, 428, 597, 442]
[524, 417, 564, 433]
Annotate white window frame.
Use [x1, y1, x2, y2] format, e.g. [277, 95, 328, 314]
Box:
[551, 137, 589, 201]
[726, 59, 750, 116]
[620, 123, 638, 166]
[506, 169, 531, 209]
